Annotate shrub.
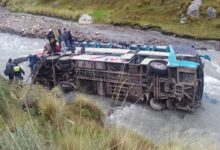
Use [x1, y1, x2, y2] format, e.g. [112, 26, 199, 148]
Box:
[38, 95, 65, 126]
[104, 128, 156, 150]
[21, 85, 66, 127]
[66, 95, 105, 126]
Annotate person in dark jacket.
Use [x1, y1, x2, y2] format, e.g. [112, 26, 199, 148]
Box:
[13, 63, 25, 83]
[62, 28, 70, 50]
[4, 58, 14, 82]
[68, 30, 74, 53]
[27, 54, 40, 74]
[47, 29, 55, 40]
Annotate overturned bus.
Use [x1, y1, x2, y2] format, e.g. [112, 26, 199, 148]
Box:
[34, 44, 208, 111]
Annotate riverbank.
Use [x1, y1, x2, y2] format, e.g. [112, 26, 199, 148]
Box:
[0, 6, 219, 50]
[3, 0, 220, 40]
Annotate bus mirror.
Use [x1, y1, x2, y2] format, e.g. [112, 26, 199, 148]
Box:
[200, 55, 211, 62]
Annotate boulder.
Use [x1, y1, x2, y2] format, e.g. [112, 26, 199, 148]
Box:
[187, 0, 202, 18]
[78, 14, 93, 25]
[52, 2, 60, 8]
[207, 7, 217, 19]
[180, 17, 187, 24]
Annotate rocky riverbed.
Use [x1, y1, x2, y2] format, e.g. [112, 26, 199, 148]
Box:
[0, 6, 219, 50]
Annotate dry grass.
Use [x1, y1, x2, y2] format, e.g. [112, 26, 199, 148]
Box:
[0, 77, 11, 119]
[0, 77, 218, 150]
[103, 128, 156, 150]
[38, 93, 65, 126]
[66, 95, 105, 126]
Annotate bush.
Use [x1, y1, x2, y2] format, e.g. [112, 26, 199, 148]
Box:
[103, 128, 156, 150]
[22, 85, 66, 127]
[66, 95, 105, 126]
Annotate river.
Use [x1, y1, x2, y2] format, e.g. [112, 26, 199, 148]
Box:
[0, 33, 220, 148]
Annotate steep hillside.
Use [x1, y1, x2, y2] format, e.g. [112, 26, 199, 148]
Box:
[1, 0, 220, 39]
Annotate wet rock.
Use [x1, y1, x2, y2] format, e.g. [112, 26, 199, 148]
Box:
[142, 24, 150, 30]
[187, 0, 202, 18]
[207, 7, 217, 19]
[79, 14, 93, 25]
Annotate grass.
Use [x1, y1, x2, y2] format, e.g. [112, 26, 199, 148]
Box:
[0, 79, 157, 150]
[1, 0, 220, 39]
[0, 76, 11, 119]
[0, 77, 218, 149]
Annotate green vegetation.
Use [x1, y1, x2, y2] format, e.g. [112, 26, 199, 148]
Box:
[0, 80, 156, 150]
[0, 76, 218, 149]
[1, 0, 220, 39]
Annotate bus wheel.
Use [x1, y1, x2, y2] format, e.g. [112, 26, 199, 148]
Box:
[149, 60, 168, 75]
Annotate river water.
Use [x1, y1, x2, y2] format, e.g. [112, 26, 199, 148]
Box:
[0, 33, 220, 148]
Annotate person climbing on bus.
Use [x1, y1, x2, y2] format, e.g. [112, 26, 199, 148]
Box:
[27, 54, 40, 74]
[4, 58, 14, 83]
[13, 62, 25, 83]
[47, 30, 61, 54]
